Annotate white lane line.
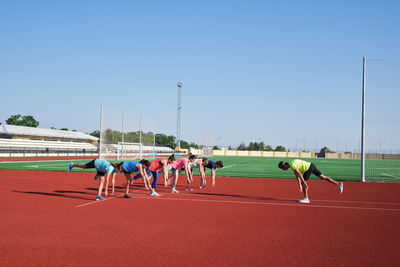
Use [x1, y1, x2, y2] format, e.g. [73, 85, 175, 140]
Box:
[179, 191, 400, 206]
[203, 164, 237, 174]
[75, 192, 400, 212]
[126, 195, 400, 212]
[223, 164, 237, 169]
[75, 189, 147, 208]
[75, 196, 116, 208]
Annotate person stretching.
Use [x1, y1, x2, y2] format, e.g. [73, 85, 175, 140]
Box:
[133, 154, 176, 196]
[278, 159, 343, 203]
[67, 159, 116, 201]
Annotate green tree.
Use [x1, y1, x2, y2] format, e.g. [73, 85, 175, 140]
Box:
[89, 130, 100, 138]
[180, 140, 189, 149]
[248, 142, 256, 150]
[319, 146, 335, 153]
[259, 141, 266, 151]
[6, 114, 39, 127]
[188, 142, 198, 149]
[155, 134, 176, 149]
[275, 145, 286, 152]
[237, 142, 247, 151]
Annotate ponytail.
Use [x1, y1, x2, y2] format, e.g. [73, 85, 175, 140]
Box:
[140, 159, 150, 168]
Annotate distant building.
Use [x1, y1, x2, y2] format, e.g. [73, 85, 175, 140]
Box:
[0, 124, 98, 144]
[0, 124, 98, 156]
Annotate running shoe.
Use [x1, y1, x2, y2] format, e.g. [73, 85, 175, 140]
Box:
[199, 185, 205, 189]
[123, 194, 132, 199]
[186, 187, 193, 192]
[298, 198, 310, 204]
[67, 163, 73, 172]
[96, 196, 105, 201]
[150, 191, 160, 196]
[338, 182, 343, 194]
[171, 188, 179, 193]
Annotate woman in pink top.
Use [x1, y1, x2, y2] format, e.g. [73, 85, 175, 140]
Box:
[133, 154, 176, 196]
[169, 154, 196, 193]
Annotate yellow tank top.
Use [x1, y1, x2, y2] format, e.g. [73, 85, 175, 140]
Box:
[289, 159, 311, 174]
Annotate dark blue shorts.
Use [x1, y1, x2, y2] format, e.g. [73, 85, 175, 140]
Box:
[85, 160, 105, 176]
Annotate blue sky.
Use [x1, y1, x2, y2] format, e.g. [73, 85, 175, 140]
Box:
[1, 0, 399, 152]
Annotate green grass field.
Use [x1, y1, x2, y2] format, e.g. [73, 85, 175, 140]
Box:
[0, 156, 398, 182]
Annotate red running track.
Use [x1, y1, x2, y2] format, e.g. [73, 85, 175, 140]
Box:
[1, 169, 400, 266]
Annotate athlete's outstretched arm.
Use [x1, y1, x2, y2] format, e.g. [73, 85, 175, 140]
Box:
[138, 165, 150, 190]
[293, 169, 307, 192]
[162, 161, 169, 187]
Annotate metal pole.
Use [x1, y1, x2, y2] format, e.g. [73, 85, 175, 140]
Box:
[139, 114, 142, 159]
[99, 104, 103, 159]
[361, 57, 366, 182]
[122, 112, 124, 144]
[176, 81, 183, 149]
[153, 124, 156, 158]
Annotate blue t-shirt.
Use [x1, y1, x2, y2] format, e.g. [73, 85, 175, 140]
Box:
[204, 160, 217, 170]
[123, 162, 141, 173]
[94, 159, 114, 174]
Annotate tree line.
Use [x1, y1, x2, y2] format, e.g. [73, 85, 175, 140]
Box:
[3, 114, 336, 153]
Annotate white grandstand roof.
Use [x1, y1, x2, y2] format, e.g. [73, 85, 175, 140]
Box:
[0, 124, 99, 141]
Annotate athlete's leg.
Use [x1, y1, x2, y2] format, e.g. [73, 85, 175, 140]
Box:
[74, 159, 96, 169]
[72, 164, 87, 169]
[124, 173, 132, 195]
[318, 174, 338, 185]
[151, 171, 159, 189]
[104, 173, 110, 196]
[97, 175, 105, 197]
[111, 173, 116, 195]
[172, 171, 178, 188]
[302, 182, 309, 199]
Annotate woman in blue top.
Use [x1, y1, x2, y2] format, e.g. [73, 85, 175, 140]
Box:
[67, 159, 116, 201]
[114, 160, 151, 198]
[203, 160, 223, 187]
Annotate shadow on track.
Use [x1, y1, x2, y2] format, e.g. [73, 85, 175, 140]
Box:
[193, 192, 297, 203]
[12, 190, 94, 200]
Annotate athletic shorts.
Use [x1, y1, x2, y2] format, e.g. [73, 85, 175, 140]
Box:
[85, 160, 106, 176]
[85, 160, 96, 169]
[303, 163, 322, 181]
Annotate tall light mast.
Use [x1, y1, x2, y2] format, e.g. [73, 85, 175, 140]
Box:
[176, 81, 183, 150]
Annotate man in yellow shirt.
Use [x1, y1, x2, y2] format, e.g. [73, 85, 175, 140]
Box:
[278, 159, 343, 203]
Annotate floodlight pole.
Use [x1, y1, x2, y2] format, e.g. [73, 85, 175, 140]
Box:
[99, 104, 104, 159]
[122, 112, 124, 143]
[139, 114, 142, 159]
[176, 81, 183, 150]
[361, 57, 366, 182]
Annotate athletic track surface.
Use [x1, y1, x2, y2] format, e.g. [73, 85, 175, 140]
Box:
[1, 158, 400, 266]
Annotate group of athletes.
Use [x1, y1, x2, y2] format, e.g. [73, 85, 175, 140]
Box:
[67, 155, 342, 204]
[67, 154, 223, 201]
